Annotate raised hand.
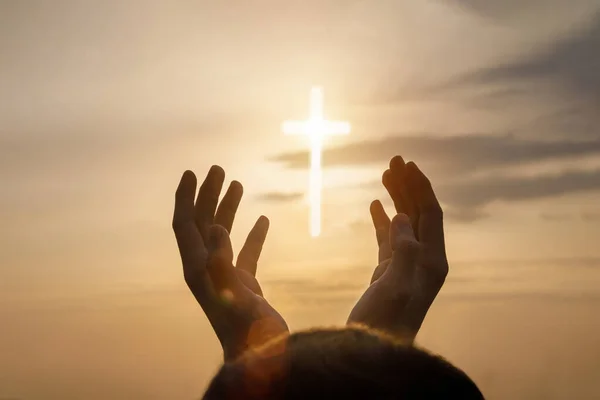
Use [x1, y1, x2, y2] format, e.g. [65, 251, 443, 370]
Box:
[172, 166, 288, 361]
[348, 156, 448, 341]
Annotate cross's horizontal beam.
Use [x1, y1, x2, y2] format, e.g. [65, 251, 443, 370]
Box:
[282, 121, 351, 136]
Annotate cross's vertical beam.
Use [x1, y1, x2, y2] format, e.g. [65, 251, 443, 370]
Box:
[282, 87, 350, 237]
[309, 130, 322, 237]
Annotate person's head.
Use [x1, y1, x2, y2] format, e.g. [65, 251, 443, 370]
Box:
[204, 325, 483, 399]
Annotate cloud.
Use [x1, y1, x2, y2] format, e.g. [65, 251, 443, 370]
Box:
[438, 168, 600, 209]
[264, 277, 366, 294]
[463, 12, 600, 101]
[258, 167, 600, 220]
[581, 212, 600, 221]
[262, 167, 600, 222]
[541, 211, 600, 222]
[347, 219, 372, 233]
[268, 134, 600, 173]
[522, 104, 600, 140]
[264, 134, 600, 220]
[445, 209, 490, 223]
[449, 11, 600, 140]
[368, 168, 600, 220]
[262, 263, 600, 310]
[400, 7, 600, 140]
[442, 0, 573, 20]
[539, 212, 571, 222]
[255, 191, 304, 203]
[358, 168, 600, 221]
[347, 208, 489, 226]
[261, 275, 368, 308]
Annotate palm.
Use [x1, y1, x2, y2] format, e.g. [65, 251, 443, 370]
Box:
[172, 166, 288, 360]
[349, 156, 448, 340]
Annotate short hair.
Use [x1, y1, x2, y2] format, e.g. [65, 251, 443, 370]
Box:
[204, 326, 483, 399]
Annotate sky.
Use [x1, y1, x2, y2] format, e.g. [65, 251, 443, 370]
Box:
[1, 1, 600, 399]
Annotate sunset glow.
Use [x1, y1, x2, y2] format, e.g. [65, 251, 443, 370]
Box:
[3, 3, 600, 398]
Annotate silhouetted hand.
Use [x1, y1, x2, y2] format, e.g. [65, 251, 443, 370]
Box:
[172, 166, 288, 361]
[348, 156, 448, 341]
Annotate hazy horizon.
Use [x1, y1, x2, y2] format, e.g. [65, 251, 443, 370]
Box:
[3, 258, 600, 398]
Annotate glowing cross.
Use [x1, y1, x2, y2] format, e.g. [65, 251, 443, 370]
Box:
[282, 87, 351, 237]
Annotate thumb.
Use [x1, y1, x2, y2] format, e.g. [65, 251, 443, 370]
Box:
[388, 214, 421, 281]
[207, 224, 237, 291]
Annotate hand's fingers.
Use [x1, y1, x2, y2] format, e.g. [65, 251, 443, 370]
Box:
[407, 162, 445, 252]
[195, 165, 225, 240]
[173, 170, 197, 232]
[382, 169, 408, 215]
[172, 171, 213, 298]
[370, 200, 392, 263]
[237, 216, 269, 277]
[389, 156, 420, 237]
[388, 213, 421, 284]
[389, 156, 411, 214]
[384, 169, 420, 240]
[214, 180, 243, 233]
[206, 225, 237, 292]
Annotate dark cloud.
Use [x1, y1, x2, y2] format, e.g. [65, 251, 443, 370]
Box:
[355, 168, 600, 221]
[417, 8, 600, 140]
[264, 134, 600, 220]
[347, 209, 488, 226]
[439, 168, 600, 209]
[522, 104, 600, 140]
[542, 211, 600, 222]
[268, 134, 600, 173]
[255, 191, 304, 203]
[442, 0, 570, 20]
[444, 0, 526, 16]
[461, 12, 600, 103]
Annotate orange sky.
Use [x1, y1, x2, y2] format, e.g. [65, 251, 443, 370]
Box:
[1, 1, 600, 398]
[2, 1, 600, 299]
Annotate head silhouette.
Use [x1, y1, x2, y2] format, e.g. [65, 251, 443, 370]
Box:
[204, 326, 483, 399]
